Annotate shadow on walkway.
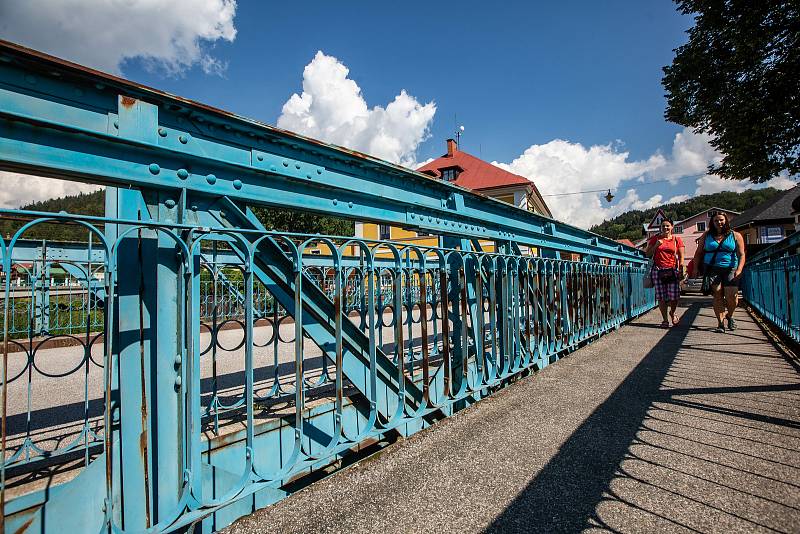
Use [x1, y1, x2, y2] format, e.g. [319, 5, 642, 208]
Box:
[485, 298, 800, 533]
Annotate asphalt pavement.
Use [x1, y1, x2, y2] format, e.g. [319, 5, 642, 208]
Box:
[224, 296, 800, 534]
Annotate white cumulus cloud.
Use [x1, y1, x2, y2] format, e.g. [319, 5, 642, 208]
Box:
[493, 139, 663, 229]
[277, 51, 436, 167]
[0, 0, 237, 76]
[497, 127, 797, 229]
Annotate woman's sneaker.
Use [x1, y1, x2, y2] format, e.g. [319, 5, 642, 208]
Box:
[727, 317, 737, 331]
[713, 323, 726, 333]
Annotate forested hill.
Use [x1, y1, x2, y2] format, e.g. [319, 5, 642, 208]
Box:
[0, 189, 105, 242]
[23, 189, 105, 216]
[589, 188, 783, 242]
[1, 189, 353, 241]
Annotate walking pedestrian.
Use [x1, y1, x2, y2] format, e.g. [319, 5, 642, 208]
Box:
[645, 219, 685, 328]
[691, 212, 746, 333]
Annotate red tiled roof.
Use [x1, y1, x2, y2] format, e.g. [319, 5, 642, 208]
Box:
[615, 239, 636, 248]
[417, 148, 530, 191]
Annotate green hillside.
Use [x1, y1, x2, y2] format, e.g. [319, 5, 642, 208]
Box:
[589, 188, 784, 241]
[0, 189, 353, 242]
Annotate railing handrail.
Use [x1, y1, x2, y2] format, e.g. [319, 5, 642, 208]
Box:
[747, 229, 800, 264]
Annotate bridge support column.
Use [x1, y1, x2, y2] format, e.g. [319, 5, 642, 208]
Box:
[104, 95, 186, 530]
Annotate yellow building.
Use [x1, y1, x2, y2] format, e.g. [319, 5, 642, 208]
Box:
[356, 139, 552, 252]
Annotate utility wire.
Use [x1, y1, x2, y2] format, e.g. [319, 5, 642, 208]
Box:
[541, 172, 712, 197]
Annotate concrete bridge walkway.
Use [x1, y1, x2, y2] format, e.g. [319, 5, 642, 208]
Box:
[224, 296, 800, 534]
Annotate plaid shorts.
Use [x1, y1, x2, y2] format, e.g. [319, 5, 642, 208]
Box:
[652, 268, 681, 301]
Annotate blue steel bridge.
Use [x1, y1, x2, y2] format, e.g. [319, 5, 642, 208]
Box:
[0, 41, 796, 533]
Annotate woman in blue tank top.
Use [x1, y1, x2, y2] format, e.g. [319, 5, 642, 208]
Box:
[690, 212, 746, 333]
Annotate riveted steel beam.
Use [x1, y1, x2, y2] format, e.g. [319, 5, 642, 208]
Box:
[0, 40, 645, 265]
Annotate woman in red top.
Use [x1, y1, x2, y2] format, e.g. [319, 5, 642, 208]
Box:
[645, 219, 685, 328]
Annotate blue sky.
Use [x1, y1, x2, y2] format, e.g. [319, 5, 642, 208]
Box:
[0, 0, 795, 226]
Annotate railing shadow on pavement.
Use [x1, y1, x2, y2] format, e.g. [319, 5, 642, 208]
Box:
[483, 297, 800, 533]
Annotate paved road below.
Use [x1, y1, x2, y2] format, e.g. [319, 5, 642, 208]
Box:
[224, 296, 800, 533]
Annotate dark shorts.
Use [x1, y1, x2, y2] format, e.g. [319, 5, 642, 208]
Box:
[705, 266, 739, 288]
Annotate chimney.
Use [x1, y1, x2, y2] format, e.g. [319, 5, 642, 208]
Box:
[446, 138, 457, 157]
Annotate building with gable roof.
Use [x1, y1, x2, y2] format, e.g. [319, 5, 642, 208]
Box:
[733, 185, 800, 253]
[356, 139, 552, 250]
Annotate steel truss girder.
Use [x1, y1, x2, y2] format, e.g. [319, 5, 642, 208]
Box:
[0, 40, 645, 265]
[196, 196, 430, 420]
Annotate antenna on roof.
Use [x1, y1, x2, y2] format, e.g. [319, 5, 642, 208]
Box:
[455, 125, 464, 148]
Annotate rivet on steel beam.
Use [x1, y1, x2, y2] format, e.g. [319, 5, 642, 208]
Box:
[270, 165, 277, 172]
[174, 376, 182, 389]
[317, 168, 323, 174]
[410, 213, 415, 219]
[348, 202, 353, 208]
[179, 135, 189, 144]
[233, 179, 243, 190]
[306, 174, 312, 179]
[206, 174, 217, 185]
[164, 199, 176, 209]
[177, 169, 189, 180]
[174, 355, 182, 366]
[295, 163, 301, 169]
[158, 128, 167, 137]
[190, 205, 198, 211]
[113, 120, 119, 129]
[256, 153, 264, 161]
[149, 163, 160, 175]
[333, 199, 338, 205]
[282, 160, 289, 167]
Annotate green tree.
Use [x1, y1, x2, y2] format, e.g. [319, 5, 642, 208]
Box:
[589, 188, 783, 240]
[662, 1, 800, 182]
[248, 206, 354, 236]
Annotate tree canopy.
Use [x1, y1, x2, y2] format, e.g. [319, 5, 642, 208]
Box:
[590, 188, 783, 241]
[662, 1, 800, 183]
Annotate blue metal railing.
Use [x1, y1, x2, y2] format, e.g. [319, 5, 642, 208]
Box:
[742, 230, 800, 342]
[0, 40, 655, 534]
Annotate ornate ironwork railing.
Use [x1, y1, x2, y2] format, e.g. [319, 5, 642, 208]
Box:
[742, 230, 800, 342]
[0, 40, 654, 534]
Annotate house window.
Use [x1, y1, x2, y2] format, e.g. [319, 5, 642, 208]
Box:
[674, 225, 683, 234]
[696, 222, 706, 232]
[759, 226, 783, 244]
[441, 167, 459, 181]
[379, 224, 390, 240]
